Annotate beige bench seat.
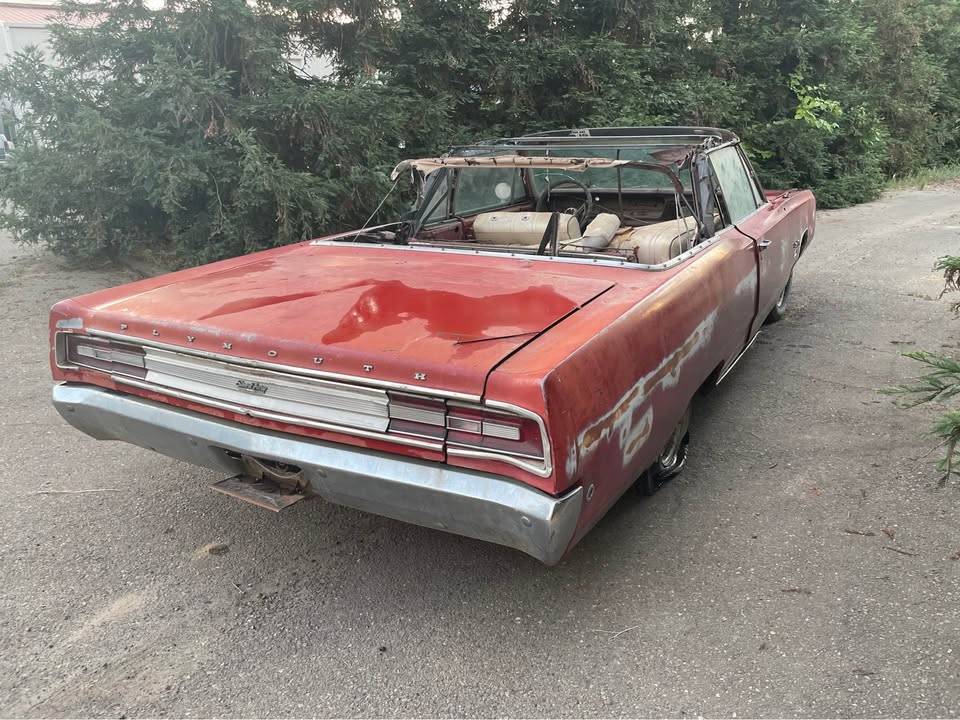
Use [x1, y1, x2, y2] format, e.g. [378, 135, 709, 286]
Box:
[610, 219, 695, 264]
[470, 210, 695, 264]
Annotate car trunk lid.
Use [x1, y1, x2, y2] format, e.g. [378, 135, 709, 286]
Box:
[78, 244, 614, 397]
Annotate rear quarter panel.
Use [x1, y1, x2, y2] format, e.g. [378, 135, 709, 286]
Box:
[484, 232, 759, 547]
[766, 188, 817, 249]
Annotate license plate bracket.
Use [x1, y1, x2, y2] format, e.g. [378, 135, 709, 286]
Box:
[210, 474, 307, 512]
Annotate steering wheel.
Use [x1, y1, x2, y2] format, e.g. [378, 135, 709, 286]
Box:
[535, 177, 593, 225]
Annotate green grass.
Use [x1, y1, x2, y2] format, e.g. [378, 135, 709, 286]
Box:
[887, 164, 960, 190]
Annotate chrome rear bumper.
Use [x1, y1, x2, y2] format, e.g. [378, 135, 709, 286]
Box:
[52, 384, 582, 564]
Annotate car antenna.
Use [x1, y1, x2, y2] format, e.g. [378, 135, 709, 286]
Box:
[347, 176, 402, 243]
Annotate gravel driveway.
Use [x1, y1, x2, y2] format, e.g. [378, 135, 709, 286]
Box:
[1, 189, 959, 718]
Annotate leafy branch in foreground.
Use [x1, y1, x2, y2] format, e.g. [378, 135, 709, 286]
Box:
[936, 255, 960, 312]
[886, 351, 960, 407]
[884, 255, 960, 485]
[884, 352, 960, 485]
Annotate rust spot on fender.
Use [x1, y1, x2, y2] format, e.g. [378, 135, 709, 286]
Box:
[641, 324, 705, 396]
[579, 383, 642, 452]
[623, 408, 653, 458]
[575, 311, 717, 468]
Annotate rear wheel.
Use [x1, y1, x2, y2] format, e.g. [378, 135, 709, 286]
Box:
[638, 405, 691, 495]
[765, 273, 793, 324]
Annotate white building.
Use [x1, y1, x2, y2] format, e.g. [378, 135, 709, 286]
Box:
[0, 0, 59, 139]
[0, 0, 57, 65]
[0, 1, 333, 139]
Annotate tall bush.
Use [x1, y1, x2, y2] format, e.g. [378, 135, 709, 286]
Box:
[0, 0, 417, 265]
[1, 0, 958, 266]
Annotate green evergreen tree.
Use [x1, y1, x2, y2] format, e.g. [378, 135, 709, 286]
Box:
[0, 0, 958, 265]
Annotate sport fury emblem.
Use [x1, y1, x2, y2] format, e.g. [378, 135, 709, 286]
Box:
[235, 379, 268, 394]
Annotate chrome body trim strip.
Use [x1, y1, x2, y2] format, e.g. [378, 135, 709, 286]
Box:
[716, 330, 762, 385]
[85, 329, 481, 402]
[142, 347, 391, 432]
[307, 236, 724, 272]
[111, 376, 443, 451]
[53, 383, 582, 565]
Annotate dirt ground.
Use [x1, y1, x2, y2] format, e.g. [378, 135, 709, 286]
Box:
[1, 189, 959, 718]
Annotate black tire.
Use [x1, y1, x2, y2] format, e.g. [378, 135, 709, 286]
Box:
[764, 273, 793, 324]
[638, 405, 691, 495]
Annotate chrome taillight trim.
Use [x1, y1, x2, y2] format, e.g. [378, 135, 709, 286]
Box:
[481, 419, 522, 441]
[446, 398, 552, 477]
[76, 344, 146, 368]
[447, 416, 481, 433]
[142, 347, 391, 432]
[57, 332, 145, 376]
[85, 329, 481, 402]
[112, 376, 443, 451]
[59, 332, 552, 477]
[388, 403, 447, 426]
[447, 441, 544, 462]
[446, 445, 550, 477]
[54, 332, 78, 370]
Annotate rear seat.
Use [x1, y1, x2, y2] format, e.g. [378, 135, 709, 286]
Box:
[610, 220, 695, 264]
[471, 210, 695, 264]
[473, 211, 580, 245]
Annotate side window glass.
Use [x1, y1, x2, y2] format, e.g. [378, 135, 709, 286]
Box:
[708, 146, 759, 225]
[453, 168, 526, 215]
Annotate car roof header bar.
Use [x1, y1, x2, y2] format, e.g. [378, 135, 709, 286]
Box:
[472, 126, 739, 146]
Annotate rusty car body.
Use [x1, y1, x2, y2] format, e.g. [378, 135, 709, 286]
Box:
[50, 127, 815, 564]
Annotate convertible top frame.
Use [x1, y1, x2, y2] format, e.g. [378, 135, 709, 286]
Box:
[403, 127, 733, 241]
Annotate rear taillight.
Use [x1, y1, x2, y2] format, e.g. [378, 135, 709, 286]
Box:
[386, 392, 547, 473]
[444, 404, 545, 461]
[387, 392, 447, 439]
[56, 333, 146, 379]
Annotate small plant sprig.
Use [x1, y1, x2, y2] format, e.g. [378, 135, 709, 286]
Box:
[885, 255, 960, 485]
[935, 255, 960, 312]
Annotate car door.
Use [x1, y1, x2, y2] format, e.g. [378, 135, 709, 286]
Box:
[708, 144, 793, 338]
[738, 148, 797, 333]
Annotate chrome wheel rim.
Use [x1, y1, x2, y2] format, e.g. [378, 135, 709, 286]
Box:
[776, 277, 792, 311]
[776, 287, 787, 309]
[659, 409, 690, 469]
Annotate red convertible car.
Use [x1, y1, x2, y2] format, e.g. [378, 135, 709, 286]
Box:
[50, 127, 815, 564]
